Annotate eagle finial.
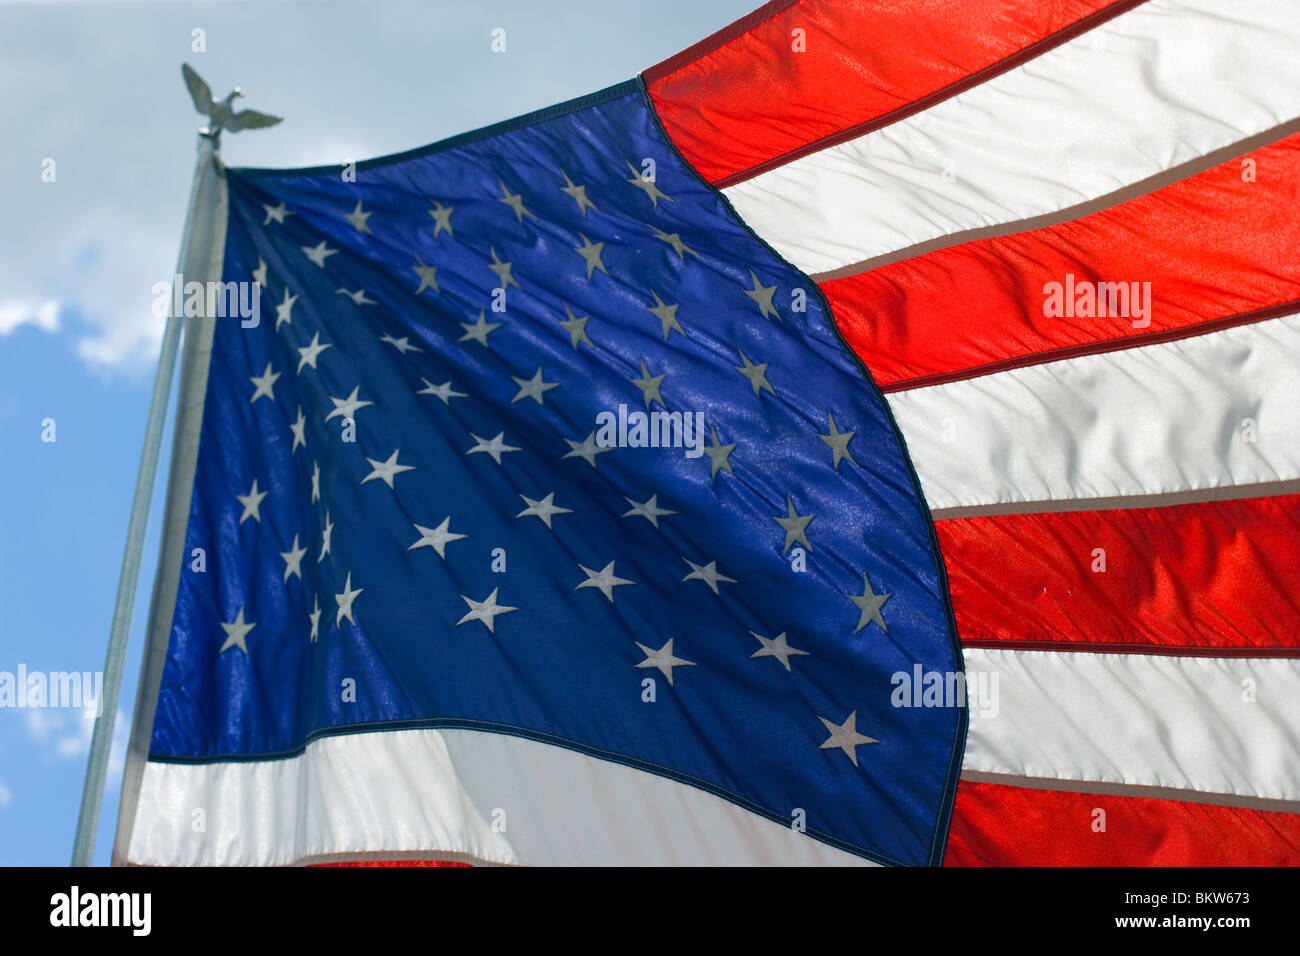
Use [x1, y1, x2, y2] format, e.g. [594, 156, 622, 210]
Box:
[182, 64, 282, 146]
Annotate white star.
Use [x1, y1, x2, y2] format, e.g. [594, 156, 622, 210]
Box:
[516, 492, 572, 529]
[428, 200, 454, 237]
[819, 413, 857, 469]
[750, 632, 810, 671]
[289, 406, 307, 453]
[324, 386, 374, 423]
[818, 711, 878, 766]
[236, 478, 267, 525]
[412, 257, 439, 294]
[849, 574, 891, 633]
[417, 379, 466, 404]
[622, 494, 675, 528]
[308, 595, 321, 642]
[635, 638, 694, 685]
[408, 517, 466, 558]
[361, 448, 415, 489]
[318, 510, 333, 562]
[744, 269, 779, 320]
[336, 287, 377, 306]
[511, 366, 559, 405]
[735, 349, 775, 397]
[219, 606, 255, 654]
[681, 557, 737, 594]
[251, 256, 268, 287]
[380, 332, 422, 354]
[497, 180, 537, 223]
[466, 432, 521, 465]
[275, 288, 298, 331]
[574, 233, 608, 279]
[249, 362, 280, 404]
[559, 303, 593, 349]
[297, 331, 332, 373]
[335, 572, 363, 627]
[575, 561, 634, 602]
[631, 360, 666, 410]
[280, 533, 307, 582]
[559, 170, 597, 216]
[562, 431, 611, 469]
[702, 426, 736, 479]
[456, 587, 518, 633]
[649, 225, 698, 260]
[774, 496, 814, 553]
[262, 201, 293, 225]
[459, 310, 501, 348]
[310, 462, 321, 503]
[647, 290, 684, 340]
[487, 247, 519, 290]
[302, 240, 338, 269]
[345, 199, 373, 234]
[625, 160, 675, 208]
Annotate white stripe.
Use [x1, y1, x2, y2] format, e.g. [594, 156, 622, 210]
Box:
[963, 647, 1300, 801]
[886, 313, 1300, 512]
[724, 0, 1300, 276]
[126, 728, 874, 866]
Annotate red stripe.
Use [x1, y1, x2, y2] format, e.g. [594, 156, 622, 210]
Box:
[645, 0, 1125, 186]
[879, 299, 1300, 394]
[935, 495, 1300, 653]
[312, 860, 471, 867]
[959, 640, 1300, 660]
[824, 131, 1300, 389]
[642, 0, 797, 83]
[946, 780, 1300, 865]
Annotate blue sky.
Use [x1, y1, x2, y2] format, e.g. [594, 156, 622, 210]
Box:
[0, 0, 756, 866]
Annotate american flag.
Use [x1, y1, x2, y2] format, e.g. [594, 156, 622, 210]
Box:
[116, 0, 1300, 865]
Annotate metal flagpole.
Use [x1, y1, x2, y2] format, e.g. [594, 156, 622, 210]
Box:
[74, 65, 282, 868]
[70, 134, 220, 867]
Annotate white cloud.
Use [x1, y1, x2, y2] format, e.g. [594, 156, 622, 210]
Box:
[55, 711, 94, 760]
[1, 0, 755, 374]
[0, 778, 12, 809]
[0, 299, 59, 336]
[22, 706, 57, 744]
[23, 705, 122, 766]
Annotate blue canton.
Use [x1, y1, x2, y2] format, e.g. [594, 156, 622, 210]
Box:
[150, 81, 965, 865]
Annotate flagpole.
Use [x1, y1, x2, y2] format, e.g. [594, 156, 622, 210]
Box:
[70, 135, 220, 867]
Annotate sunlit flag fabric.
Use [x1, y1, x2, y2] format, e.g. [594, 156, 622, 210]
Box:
[116, 79, 965, 868]
[116, 0, 1300, 866]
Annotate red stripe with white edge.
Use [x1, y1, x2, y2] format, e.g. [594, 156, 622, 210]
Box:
[824, 131, 1300, 391]
[946, 779, 1300, 865]
[720, 0, 1300, 277]
[645, 0, 1127, 186]
[936, 494, 1300, 654]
